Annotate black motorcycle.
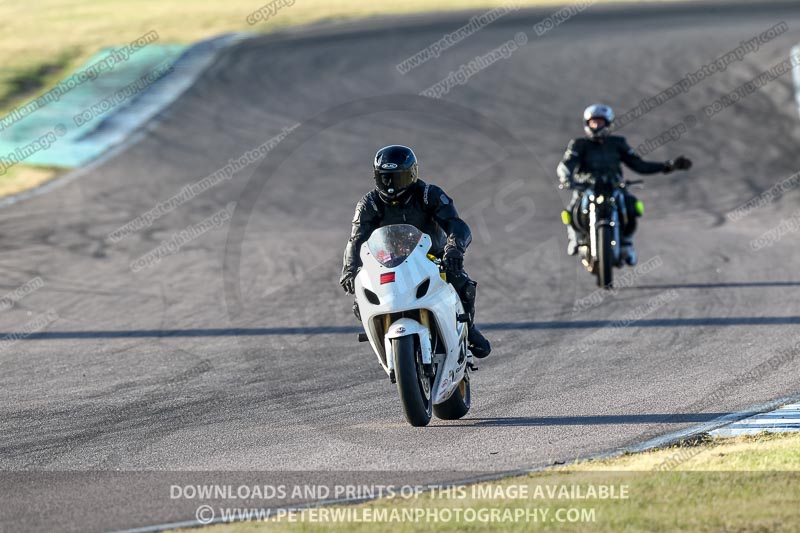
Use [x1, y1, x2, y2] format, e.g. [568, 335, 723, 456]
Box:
[561, 176, 642, 289]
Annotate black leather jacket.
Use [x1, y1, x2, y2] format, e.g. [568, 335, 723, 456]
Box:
[557, 135, 668, 187]
[342, 180, 471, 277]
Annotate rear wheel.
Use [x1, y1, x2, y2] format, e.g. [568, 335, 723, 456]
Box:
[393, 336, 432, 426]
[433, 371, 471, 420]
[596, 225, 614, 289]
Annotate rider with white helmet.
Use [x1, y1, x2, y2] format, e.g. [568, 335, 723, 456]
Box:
[557, 104, 692, 264]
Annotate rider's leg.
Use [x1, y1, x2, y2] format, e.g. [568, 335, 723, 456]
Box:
[448, 270, 491, 358]
[620, 190, 639, 266]
[566, 191, 586, 255]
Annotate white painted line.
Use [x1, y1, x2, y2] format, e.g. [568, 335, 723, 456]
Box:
[83, 34, 248, 157]
[793, 44, 800, 118]
[710, 401, 800, 437]
[601, 392, 800, 456]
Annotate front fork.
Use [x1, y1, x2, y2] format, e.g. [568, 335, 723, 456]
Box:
[588, 202, 621, 266]
[384, 313, 434, 378]
[589, 202, 598, 260]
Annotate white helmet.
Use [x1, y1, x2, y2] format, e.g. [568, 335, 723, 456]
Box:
[583, 104, 614, 138]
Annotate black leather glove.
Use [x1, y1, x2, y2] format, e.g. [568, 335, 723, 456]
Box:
[442, 245, 464, 273]
[339, 272, 355, 294]
[664, 155, 692, 173]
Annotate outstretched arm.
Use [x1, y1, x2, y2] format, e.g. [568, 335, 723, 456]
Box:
[619, 138, 669, 174]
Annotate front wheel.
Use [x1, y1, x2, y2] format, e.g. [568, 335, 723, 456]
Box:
[433, 371, 471, 420]
[596, 225, 614, 289]
[393, 336, 432, 426]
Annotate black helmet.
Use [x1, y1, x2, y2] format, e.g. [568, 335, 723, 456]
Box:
[373, 145, 418, 203]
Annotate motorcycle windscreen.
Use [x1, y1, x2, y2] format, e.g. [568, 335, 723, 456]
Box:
[367, 224, 423, 268]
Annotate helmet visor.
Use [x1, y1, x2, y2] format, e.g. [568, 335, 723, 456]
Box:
[375, 169, 415, 195]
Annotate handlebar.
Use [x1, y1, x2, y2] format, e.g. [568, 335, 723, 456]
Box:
[560, 179, 643, 191]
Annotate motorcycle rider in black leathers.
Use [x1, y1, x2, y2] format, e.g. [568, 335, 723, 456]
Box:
[339, 145, 491, 358]
[558, 104, 692, 264]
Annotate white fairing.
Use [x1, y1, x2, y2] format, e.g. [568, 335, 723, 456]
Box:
[354, 225, 468, 405]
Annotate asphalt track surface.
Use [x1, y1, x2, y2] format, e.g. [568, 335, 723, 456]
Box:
[3, 2, 800, 531]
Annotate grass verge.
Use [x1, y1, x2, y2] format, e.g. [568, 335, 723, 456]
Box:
[176, 432, 800, 532]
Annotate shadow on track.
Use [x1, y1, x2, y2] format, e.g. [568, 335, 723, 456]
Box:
[627, 281, 800, 290]
[437, 413, 730, 427]
[6, 315, 800, 340]
[483, 316, 800, 330]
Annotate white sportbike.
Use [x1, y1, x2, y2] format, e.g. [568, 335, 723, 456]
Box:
[355, 224, 475, 426]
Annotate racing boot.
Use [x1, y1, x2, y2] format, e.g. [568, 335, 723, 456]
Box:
[567, 225, 579, 256]
[567, 225, 588, 256]
[462, 281, 491, 358]
[468, 325, 491, 359]
[620, 238, 637, 266]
